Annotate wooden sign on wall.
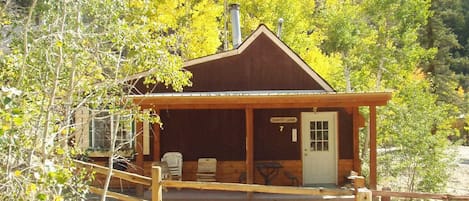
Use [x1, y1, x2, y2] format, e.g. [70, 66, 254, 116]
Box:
[270, 117, 298, 123]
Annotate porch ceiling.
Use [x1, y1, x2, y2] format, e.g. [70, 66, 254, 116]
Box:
[129, 90, 392, 109]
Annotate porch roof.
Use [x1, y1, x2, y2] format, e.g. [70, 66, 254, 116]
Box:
[129, 90, 392, 109]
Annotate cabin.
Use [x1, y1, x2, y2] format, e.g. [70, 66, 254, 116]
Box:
[74, 24, 391, 192]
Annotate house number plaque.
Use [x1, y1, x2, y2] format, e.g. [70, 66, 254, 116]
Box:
[270, 117, 297, 123]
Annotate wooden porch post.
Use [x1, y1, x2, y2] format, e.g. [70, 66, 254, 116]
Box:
[369, 106, 377, 190]
[245, 108, 254, 184]
[153, 109, 161, 161]
[136, 119, 145, 195]
[352, 107, 361, 175]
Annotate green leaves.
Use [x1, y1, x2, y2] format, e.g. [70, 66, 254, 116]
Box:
[377, 73, 456, 192]
[1, 0, 193, 199]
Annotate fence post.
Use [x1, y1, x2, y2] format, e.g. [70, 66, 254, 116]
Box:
[152, 165, 162, 201]
[352, 176, 366, 189]
[381, 187, 391, 201]
[355, 188, 372, 201]
[353, 176, 371, 201]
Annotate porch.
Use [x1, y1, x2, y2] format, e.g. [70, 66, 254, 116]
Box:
[143, 189, 354, 201]
[131, 92, 392, 190]
[88, 186, 355, 201]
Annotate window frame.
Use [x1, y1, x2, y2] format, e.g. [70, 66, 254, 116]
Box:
[87, 109, 136, 157]
[74, 107, 150, 158]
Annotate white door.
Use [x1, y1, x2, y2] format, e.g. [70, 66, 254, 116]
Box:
[301, 112, 337, 185]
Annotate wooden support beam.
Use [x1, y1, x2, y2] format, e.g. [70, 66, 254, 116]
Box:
[153, 109, 161, 161]
[369, 106, 377, 190]
[352, 107, 361, 175]
[131, 92, 392, 109]
[245, 108, 254, 184]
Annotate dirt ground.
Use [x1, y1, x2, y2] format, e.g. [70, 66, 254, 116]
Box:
[446, 146, 469, 195]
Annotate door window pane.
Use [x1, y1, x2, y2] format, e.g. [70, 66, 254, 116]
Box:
[309, 120, 330, 152]
[317, 122, 322, 129]
[310, 142, 316, 151]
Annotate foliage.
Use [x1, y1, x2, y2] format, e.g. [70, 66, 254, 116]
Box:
[0, 86, 87, 200]
[419, 0, 466, 115]
[377, 71, 457, 192]
[130, 0, 224, 60]
[430, 0, 469, 91]
[0, 0, 190, 200]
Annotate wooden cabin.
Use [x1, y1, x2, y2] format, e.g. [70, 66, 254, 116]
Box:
[75, 25, 391, 191]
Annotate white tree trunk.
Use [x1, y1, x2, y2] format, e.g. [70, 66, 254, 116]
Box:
[101, 115, 120, 201]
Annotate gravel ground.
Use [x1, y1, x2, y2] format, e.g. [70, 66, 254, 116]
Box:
[446, 146, 469, 195]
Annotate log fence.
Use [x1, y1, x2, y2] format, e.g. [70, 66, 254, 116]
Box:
[74, 160, 469, 201]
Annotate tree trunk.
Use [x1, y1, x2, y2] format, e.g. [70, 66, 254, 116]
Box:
[361, 124, 370, 161]
[101, 115, 120, 201]
[18, 0, 38, 86]
[376, 58, 384, 90]
[345, 66, 352, 92]
[343, 52, 352, 92]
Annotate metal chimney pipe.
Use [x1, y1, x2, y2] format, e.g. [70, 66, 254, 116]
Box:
[229, 3, 241, 48]
[277, 18, 284, 39]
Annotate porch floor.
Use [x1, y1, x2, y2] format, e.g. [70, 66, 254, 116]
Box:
[88, 185, 355, 201]
[142, 189, 354, 201]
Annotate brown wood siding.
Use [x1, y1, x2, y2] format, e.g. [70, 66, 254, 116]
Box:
[175, 160, 303, 186]
[90, 159, 354, 189]
[157, 108, 353, 161]
[338, 109, 354, 159]
[338, 159, 354, 185]
[159, 109, 246, 161]
[132, 33, 325, 94]
[88, 159, 345, 187]
[92, 160, 303, 189]
[253, 109, 302, 160]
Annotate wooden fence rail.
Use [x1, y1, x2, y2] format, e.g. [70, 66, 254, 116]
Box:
[74, 160, 152, 200]
[373, 190, 469, 201]
[74, 160, 152, 186]
[74, 160, 469, 201]
[162, 180, 353, 196]
[89, 186, 143, 201]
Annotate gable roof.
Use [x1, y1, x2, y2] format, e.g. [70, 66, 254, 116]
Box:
[184, 25, 335, 92]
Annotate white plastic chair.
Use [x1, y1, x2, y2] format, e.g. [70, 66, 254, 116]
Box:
[161, 152, 183, 181]
[196, 158, 217, 182]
